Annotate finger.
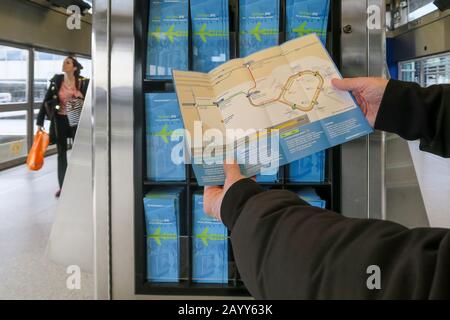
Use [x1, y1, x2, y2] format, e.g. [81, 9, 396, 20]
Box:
[250, 176, 256, 182]
[204, 185, 222, 196]
[223, 163, 242, 178]
[331, 78, 364, 92]
[203, 186, 221, 212]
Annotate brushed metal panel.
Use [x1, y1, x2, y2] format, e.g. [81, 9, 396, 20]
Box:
[341, 0, 369, 77]
[341, 0, 386, 220]
[367, 0, 386, 220]
[341, 0, 370, 219]
[92, 0, 111, 300]
[390, 14, 450, 61]
[47, 84, 94, 276]
[110, 0, 135, 300]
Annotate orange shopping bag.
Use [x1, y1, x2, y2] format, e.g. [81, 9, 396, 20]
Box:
[27, 129, 50, 171]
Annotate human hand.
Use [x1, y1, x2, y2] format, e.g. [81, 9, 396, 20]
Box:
[203, 163, 246, 221]
[332, 77, 389, 127]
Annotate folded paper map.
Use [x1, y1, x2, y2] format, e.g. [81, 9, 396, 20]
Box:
[173, 34, 372, 186]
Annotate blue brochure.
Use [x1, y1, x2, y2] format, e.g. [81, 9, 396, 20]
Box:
[289, 150, 325, 182]
[147, 0, 189, 79]
[256, 167, 279, 183]
[297, 188, 326, 208]
[144, 190, 183, 282]
[286, 0, 330, 45]
[191, 0, 230, 72]
[146, 93, 186, 181]
[239, 0, 280, 57]
[192, 193, 228, 283]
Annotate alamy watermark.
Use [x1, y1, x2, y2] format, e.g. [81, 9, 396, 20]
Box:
[366, 265, 381, 290]
[66, 265, 81, 290]
[166, 121, 281, 176]
[66, 5, 82, 30]
[367, 5, 383, 30]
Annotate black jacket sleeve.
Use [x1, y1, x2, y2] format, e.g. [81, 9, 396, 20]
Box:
[36, 81, 54, 127]
[221, 178, 450, 300]
[375, 80, 450, 158]
[36, 74, 60, 127]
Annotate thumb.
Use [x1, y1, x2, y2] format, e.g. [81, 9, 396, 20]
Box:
[332, 78, 364, 92]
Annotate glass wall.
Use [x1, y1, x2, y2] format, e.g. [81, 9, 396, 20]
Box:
[0, 45, 28, 105]
[34, 51, 66, 103]
[0, 111, 27, 163]
[0, 41, 91, 168]
[0, 44, 29, 165]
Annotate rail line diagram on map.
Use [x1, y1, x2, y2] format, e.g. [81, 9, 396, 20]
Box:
[174, 34, 358, 135]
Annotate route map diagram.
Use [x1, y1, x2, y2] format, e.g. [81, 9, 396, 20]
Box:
[224, 66, 324, 112]
[172, 34, 373, 186]
[174, 34, 357, 140]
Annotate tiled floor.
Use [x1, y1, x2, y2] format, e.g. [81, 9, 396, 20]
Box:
[0, 155, 94, 299]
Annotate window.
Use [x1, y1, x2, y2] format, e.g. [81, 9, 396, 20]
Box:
[399, 52, 450, 87]
[399, 61, 421, 84]
[34, 51, 66, 103]
[0, 111, 28, 163]
[422, 55, 450, 86]
[0, 45, 29, 105]
[0, 44, 91, 168]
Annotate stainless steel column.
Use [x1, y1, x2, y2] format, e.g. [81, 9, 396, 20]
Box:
[109, 0, 135, 299]
[93, 0, 111, 300]
[340, 0, 386, 219]
[93, 0, 135, 300]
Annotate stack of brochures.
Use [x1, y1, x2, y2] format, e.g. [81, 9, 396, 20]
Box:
[146, 0, 189, 79]
[145, 93, 186, 181]
[192, 193, 228, 284]
[144, 189, 183, 282]
[288, 150, 325, 182]
[255, 170, 279, 183]
[286, 0, 330, 44]
[191, 0, 230, 72]
[297, 188, 326, 209]
[239, 0, 280, 57]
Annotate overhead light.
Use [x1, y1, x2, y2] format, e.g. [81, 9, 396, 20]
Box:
[433, 0, 450, 11]
[408, 2, 438, 21]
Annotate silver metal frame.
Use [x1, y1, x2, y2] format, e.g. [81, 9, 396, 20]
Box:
[109, 0, 135, 300]
[92, 0, 389, 299]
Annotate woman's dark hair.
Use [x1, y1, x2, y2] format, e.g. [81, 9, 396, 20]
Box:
[67, 56, 83, 90]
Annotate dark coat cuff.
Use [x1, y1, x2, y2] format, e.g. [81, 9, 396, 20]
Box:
[220, 178, 266, 230]
[374, 79, 410, 132]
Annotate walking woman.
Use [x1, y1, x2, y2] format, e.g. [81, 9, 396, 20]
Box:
[36, 56, 89, 198]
